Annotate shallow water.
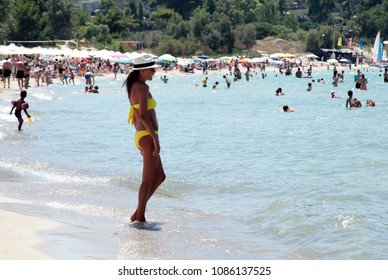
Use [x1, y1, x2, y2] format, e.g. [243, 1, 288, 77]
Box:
[1, 67, 388, 259]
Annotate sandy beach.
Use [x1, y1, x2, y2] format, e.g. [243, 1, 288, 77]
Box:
[0, 196, 59, 259]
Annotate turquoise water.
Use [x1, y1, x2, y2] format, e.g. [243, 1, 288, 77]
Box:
[1, 67, 388, 259]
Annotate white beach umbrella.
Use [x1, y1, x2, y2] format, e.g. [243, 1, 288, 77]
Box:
[327, 58, 338, 63]
[177, 58, 193, 66]
[306, 54, 319, 59]
[126, 52, 140, 59]
[28, 46, 48, 55]
[270, 53, 284, 59]
[0, 43, 23, 55]
[158, 54, 176, 61]
[250, 57, 267, 63]
[143, 53, 158, 59]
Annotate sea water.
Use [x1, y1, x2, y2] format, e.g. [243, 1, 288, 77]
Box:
[1, 67, 388, 260]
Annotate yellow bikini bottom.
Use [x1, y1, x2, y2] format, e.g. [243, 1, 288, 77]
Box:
[135, 130, 158, 149]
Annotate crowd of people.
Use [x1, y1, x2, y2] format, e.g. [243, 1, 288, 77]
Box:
[189, 58, 386, 113]
[1, 55, 124, 91]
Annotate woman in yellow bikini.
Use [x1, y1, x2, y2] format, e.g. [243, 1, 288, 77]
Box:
[123, 54, 166, 222]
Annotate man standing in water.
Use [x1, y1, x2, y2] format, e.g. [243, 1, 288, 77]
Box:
[15, 60, 25, 90]
[2, 58, 12, 89]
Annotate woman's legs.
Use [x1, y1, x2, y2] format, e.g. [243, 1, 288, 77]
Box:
[131, 136, 166, 222]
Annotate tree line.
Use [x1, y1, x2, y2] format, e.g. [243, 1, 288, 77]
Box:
[0, 0, 387, 56]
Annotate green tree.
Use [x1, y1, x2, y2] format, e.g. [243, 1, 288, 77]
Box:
[216, 13, 234, 52]
[128, 0, 139, 18]
[305, 29, 321, 53]
[338, 0, 362, 20]
[259, 0, 278, 24]
[203, 0, 216, 14]
[204, 30, 223, 51]
[0, 0, 14, 41]
[319, 25, 335, 48]
[307, 0, 335, 23]
[43, 0, 74, 39]
[78, 22, 111, 44]
[190, 9, 211, 40]
[95, 0, 127, 36]
[11, 0, 44, 41]
[356, 1, 388, 39]
[278, 0, 287, 16]
[234, 24, 256, 50]
[283, 13, 299, 32]
[151, 7, 177, 31]
[165, 13, 186, 38]
[149, 0, 204, 20]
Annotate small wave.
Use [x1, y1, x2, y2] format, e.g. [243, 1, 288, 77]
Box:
[0, 159, 111, 186]
[334, 214, 360, 229]
[31, 92, 53, 101]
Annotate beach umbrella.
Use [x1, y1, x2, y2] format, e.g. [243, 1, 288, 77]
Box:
[282, 53, 296, 58]
[54, 55, 67, 61]
[158, 54, 176, 61]
[0, 43, 23, 55]
[218, 56, 232, 62]
[39, 56, 54, 61]
[269, 59, 283, 65]
[126, 52, 141, 59]
[118, 58, 132, 64]
[177, 58, 194, 66]
[142, 52, 158, 59]
[327, 58, 338, 63]
[111, 53, 129, 59]
[250, 57, 267, 63]
[306, 54, 319, 59]
[238, 58, 249, 63]
[339, 58, 353, 64]
[193, 57, 205, 62]
[270, 53, 284, 58]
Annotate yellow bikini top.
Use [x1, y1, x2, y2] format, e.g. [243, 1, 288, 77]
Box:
[128, 97, 157, 124]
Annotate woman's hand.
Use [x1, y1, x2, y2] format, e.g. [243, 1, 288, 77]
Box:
[153, 139, 160, 157]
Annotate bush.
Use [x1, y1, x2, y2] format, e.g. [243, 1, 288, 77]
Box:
[254, 23, 279, 39]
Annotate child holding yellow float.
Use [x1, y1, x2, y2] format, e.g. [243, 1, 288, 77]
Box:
[9, 90, 32, 131]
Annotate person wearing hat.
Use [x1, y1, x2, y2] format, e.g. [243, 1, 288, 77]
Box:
[124, 54, 165, 222]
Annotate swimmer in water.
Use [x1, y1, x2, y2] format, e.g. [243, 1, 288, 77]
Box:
[282, 105, 295, 112]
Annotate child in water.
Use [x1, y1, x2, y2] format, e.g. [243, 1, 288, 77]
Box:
[366, 99, 375, 107]
[282, 105, 295, 112]
[10, 90, 32, 131]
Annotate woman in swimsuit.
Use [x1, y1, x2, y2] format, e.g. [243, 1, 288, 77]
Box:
[123, 54, 165, 222]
